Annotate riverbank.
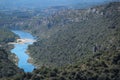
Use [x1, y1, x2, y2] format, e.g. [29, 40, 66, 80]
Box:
[8, 38, 36, 45]
[10, 30, 36, 72]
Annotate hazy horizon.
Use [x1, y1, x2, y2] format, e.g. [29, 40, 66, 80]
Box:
[0, 0, 117, 9]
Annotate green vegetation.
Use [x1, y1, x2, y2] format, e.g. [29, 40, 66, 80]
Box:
[2, 42, 120, 80]
[0, 28, 22, 79]
[0, 28, 19, 65]
[28, 2, 120, 67]
[0, 2, 120, 80]
[0, 28, 18, 43]
[0, 48, 24, 79]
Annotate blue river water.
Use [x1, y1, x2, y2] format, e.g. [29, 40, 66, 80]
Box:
[11, 30, 35, 72]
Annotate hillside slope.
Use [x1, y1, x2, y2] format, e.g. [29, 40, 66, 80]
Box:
[15, 45, 120, 80]
[0, 48, 24, 79]
[0, 2, 120, 80]
[28, 2, 120, 67]
[0, 28, 24, 79]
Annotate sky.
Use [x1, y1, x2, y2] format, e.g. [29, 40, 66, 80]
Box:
[0, 0, 118, 9]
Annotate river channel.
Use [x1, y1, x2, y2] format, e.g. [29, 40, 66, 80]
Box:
[11, 30, 35, 72]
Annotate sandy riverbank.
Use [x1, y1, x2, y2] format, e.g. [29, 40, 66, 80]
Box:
[8, 38, 36, 45]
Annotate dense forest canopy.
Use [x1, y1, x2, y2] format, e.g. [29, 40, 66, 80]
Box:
[0, 28, 18, 43]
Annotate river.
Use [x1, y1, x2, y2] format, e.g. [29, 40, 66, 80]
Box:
[11, 30, 35, 72]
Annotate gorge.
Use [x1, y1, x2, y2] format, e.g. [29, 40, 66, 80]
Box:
[11, 30, 36, 72]
[0, 0, 120, 80]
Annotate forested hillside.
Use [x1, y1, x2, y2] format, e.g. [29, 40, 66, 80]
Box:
[0, 1, 120, 80]
[10, 44, 120, 80]
[16, 2, 120, 80]
[0, 48, 24, 79]
[0, 28, 23, 79]
[27, 2, 120, 67]
[0, 28, 18, 43]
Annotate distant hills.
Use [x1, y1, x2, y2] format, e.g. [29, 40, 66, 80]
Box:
[0, 0, 116, 10]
